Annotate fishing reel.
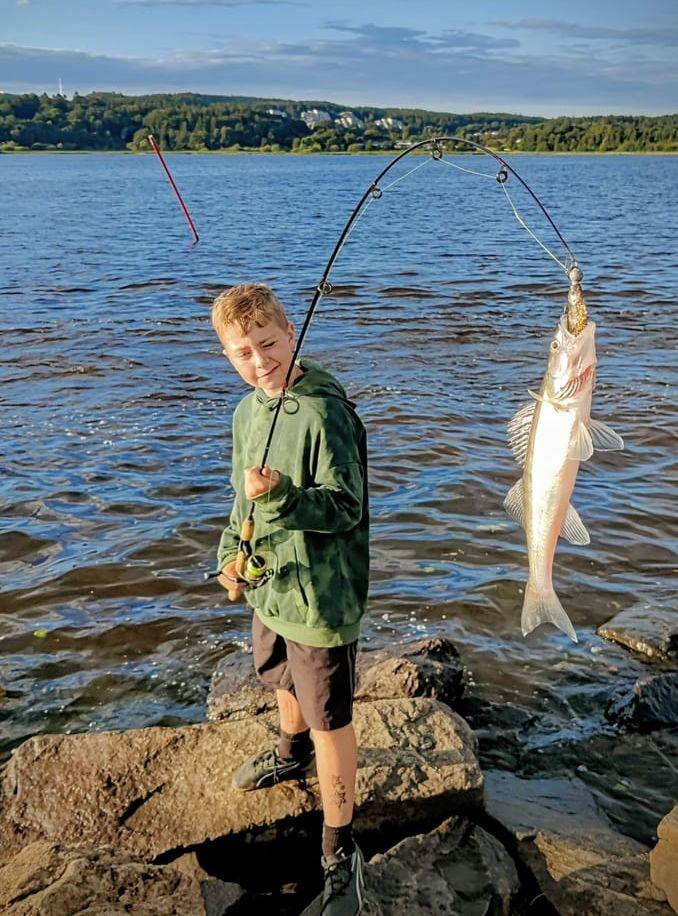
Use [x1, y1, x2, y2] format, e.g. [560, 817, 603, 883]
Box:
[223, 518, 273, 598]
[234, 546, 273, 590]
[205, 517, 273, 595]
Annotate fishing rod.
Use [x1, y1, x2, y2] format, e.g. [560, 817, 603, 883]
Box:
[148, 134, 200, 245]
[212, 135, 581, 590]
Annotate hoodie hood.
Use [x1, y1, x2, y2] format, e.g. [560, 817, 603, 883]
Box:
[255, 358, 352, 409]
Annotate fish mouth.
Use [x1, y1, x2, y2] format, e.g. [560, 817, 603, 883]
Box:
[557, 364, 595, 399]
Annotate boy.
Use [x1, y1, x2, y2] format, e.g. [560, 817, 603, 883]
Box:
[211, 283, 369, 915]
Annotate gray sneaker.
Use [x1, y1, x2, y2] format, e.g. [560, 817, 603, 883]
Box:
[320, 844, 365, 915]
[231, 746, 316, 791]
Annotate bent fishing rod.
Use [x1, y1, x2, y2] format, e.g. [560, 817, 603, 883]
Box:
[211, 135, 582, 589]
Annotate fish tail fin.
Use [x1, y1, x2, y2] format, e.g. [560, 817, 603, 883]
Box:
[522, 581, 578, 643]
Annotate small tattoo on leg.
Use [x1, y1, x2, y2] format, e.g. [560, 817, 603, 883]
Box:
[331, 774, 347, 809]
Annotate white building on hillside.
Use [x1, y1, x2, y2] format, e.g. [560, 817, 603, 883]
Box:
[335, 111, 364, 129]
[375, 116, 405, 131]
[266, 108, 288, 118]
[301, 109, 332, 129]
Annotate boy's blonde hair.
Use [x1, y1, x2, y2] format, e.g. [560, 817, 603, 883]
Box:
[211, 283, 289, 339]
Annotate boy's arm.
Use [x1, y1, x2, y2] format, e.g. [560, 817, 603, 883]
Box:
[251, 403, 365, 534]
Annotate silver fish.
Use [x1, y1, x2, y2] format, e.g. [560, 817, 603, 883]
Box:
[504, 316, 623, 642]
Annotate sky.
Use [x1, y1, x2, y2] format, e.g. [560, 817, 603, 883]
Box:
[1, 0, 677, 116]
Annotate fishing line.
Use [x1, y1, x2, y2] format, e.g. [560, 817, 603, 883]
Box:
[380, 156, 432, 192]
[499, 179, 571, 273]
[436, 157, 496, 181]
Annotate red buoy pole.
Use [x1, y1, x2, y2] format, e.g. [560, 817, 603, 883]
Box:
[148, 134, 199, 244]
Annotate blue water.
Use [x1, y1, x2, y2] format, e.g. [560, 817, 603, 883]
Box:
[1, 151, 676, 842]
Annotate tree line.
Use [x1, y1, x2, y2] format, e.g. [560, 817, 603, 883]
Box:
[1, 92, 676, 153]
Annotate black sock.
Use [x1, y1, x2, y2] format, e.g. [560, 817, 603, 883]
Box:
[322, 822, 355, 859]
[278, 728, 313, 762]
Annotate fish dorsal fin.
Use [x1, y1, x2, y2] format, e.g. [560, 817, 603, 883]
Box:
[560, 503, 590, 545]
[589, 418, 624, 451]
[503, 479, 525, 529]
[568, 420, 594, 461]
[507, 402, 536, 467]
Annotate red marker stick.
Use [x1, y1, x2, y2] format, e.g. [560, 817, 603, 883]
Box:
[148, 134, 199, 244]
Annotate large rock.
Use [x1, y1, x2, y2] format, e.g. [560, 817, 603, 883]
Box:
[302, 816, 518, 915]
[207, 649, 276, 721]
[606, 673, 678, 730]
[0, 698, 482, 865]
[484, 770, 670, 916]
[207, 637, 465, 722]
[0, 840, 242, 915]
[598, 607, 678, 660]
[651, 806, 678, 913]
[354, 637, 465, 707]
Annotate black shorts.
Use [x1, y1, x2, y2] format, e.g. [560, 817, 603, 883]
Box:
[252, 614, 357, 732]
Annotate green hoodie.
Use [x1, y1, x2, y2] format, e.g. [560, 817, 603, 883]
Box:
[217, 359, 369, 648]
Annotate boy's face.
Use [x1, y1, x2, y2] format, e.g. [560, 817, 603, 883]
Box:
[220, 319, 296, 395]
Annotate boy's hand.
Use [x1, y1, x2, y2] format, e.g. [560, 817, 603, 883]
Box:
[244, 465, 280, 500]
[217, 560, 247, 601]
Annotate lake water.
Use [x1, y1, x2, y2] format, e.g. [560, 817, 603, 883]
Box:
[1, 151, 676, 843]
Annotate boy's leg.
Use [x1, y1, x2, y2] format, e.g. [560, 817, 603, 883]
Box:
[276, 688, 313, 761]
[312, 722, 357, 851]
[231, 616, 315, 790]
[286, 639, 364, 913]
[285, 640, 360, 845]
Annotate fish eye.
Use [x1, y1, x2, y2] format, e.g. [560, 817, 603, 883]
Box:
[550, 340, 560, 352]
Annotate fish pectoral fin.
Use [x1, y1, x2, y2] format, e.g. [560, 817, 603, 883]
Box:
[503, 479, 525, 529]
[568, 420, 594, 461]
[507, 402, 535, 467]
[528, 389, 547, 403]
[589, 418, 624, 451]
[560, 503, 591, 545]
[522, 582, 578, 643]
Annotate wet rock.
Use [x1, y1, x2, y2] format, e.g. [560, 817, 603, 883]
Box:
[301, 816, 518, 915]
[0, 840, 241, 915]
[650, 806, 678, 913]
[606, 673, 678, 730]
[598, 607, 678, 660]
[0, 698, 482, 865]
[207, 636, 465, 722]
[207, 649, 275, 721]
[484, 770, 670, 916]
[354, 637, 465, 707]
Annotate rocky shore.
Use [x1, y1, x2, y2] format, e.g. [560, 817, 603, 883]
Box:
[1, 621, 676, 915]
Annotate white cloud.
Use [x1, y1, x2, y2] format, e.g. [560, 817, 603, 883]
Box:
[0, 20, 676, 115]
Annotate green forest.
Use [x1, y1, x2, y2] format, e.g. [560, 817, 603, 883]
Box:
[1, 92, 676, 153]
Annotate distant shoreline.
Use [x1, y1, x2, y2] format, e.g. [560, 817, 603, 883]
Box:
[2, 148, 677, 156]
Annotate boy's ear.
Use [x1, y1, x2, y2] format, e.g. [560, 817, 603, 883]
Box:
[287, 321, 296, 345]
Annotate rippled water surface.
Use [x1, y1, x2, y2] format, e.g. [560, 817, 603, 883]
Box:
[1, 152, 676, 842]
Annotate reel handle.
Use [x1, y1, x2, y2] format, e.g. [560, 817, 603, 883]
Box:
[235, 518, 256, 579]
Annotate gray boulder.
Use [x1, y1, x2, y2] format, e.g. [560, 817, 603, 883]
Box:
[484, 770, 670, 916]
[354, 636, 465, 707]
[598, 607, 678, 660]
[0, 698, 482, 865]
[650, 806, 678, 913]
[0, 840, 243, 915]
[301, 816, 518, 915]
[207, 636, 465, 722]
[606, 673, 678, 730]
